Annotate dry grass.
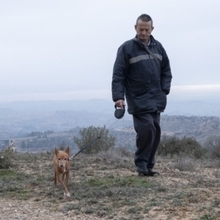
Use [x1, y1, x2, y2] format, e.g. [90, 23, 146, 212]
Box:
[0, 149, 220, 220]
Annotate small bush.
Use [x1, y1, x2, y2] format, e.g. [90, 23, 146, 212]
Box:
[158, 135, 205, 158]
[0, 147, 15, 169]
[73, 126, 115, 154]
[204, 136, 220, 159]
[173, 156, 199, 171]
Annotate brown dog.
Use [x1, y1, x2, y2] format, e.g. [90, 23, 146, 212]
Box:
[53, 146, 71, 197]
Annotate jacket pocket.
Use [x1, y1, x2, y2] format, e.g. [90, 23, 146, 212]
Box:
[126, 82, 151, 97]
[156, 91, 167, 111]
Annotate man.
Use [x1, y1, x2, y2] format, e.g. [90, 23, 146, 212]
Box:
[112, 14, 172, 176]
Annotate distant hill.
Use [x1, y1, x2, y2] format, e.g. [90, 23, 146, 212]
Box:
[166, 99, 220, 117]
[0, 98, 220, 117]
[0, 99, 220, 145]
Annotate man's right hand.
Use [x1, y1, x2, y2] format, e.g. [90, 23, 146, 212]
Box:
[115, 99, 125, 109]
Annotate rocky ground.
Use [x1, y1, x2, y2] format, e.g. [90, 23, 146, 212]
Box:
[0, 149, 220, 220]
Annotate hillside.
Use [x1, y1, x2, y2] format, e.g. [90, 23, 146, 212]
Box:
[0, 150, 220, 220]
[0, 99, 220, 151]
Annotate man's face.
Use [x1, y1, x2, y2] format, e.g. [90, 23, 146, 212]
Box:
[135, 20, 154, 44]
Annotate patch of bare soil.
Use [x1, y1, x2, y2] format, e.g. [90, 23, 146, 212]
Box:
[0, 151, 220, 220]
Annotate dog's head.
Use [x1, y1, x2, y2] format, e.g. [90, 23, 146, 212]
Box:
[55, 146, 70, 170]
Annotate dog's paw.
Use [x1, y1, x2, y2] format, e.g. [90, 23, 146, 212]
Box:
[64, 192, 70, 198]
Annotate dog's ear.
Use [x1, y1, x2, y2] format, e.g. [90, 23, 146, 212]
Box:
[55, 148, 59, 156]
[65, 146, 70, 155]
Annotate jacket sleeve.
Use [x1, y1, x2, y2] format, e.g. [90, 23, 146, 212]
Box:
[161, 47, 172, 95]
[111, 44, 129, 102]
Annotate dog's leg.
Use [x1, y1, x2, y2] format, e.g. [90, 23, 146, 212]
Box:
[57, 174, 70, 198]
[65, 172, 69, 188]
[62, 173, 65, 181]
[64, 172, 70, 198]
[54, 171, 57, 189]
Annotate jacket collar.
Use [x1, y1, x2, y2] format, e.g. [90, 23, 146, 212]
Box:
[133, 35, 156, 47]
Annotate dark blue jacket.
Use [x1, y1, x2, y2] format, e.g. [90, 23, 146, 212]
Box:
[112, 35, 172, 114]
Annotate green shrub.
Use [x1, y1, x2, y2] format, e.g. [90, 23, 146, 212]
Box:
[158, 135, 205, 158]
[0, 147, 15, 169]
[173, 156, 198, 171]
[73, 126, 115, 154]
[204, 136, 220, 159]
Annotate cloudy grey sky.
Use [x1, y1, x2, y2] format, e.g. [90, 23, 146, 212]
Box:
[1, 0, 220, 103]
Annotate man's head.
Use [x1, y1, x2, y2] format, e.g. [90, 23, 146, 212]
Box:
[135, 14, 154, 45]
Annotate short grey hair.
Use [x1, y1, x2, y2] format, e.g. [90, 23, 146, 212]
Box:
[136, 14, 153, 26]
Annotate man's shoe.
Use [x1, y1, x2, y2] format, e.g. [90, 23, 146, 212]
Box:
[147, 168, 160, 176]
[137, 167, 148, 175]
[137, 167, 160, 176]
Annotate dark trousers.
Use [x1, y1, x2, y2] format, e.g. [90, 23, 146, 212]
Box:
[133, 112, 161, 169]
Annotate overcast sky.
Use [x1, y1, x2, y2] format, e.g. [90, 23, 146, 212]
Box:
[1, 0, 220, 103]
